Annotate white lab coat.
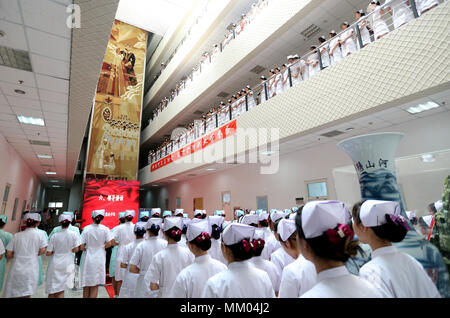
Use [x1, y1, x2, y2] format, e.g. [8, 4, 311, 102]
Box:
[250, 256, 280, 292]
[274, 73, 283, 96]
[370, 6, 390, 39]
[359, 246, 441, 298]
[171, 254, 227, 298]
[300, 59, 309, 81]
[329, 37, 343, 65]
[340, 29, 357, 56]
[271, 247, 295, 277]
[179, 235, 187, 248]
[264, 230, 281, 261]
[416, 0, 439, 15]
[268, 77, 276, 98]
[307, 53, 320, 77]
[45, 228, 81, 294]
[79, 223, 113, 288]
[129, 236, 167, 298]
[118, 238, 144, 298]
[278, 254, 317, 298]
[301, 266, 382, 298]
[388, 0, 414, 29]
[145, 243, 194, 298]
[4, 228, 48, 298]
[247, 91, 256, 110]
[356, 17, 372, 47]
[290, 62, 302, 86]
[114, 222, 135, 281]
[319, 43, 331, 68]
[209, 238, 227, 265]
[202, 260, 275, 298]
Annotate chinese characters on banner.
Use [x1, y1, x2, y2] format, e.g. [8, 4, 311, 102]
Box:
[150, 120, 237, 172]
[81, 180, 140, 229]
[354, 158, 389, 173]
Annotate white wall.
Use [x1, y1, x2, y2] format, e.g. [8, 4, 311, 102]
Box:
[0, 133, 41, 234]
[150, 111, 450, 219]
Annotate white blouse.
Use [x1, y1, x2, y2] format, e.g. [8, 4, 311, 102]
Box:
[278, 254, 317, 298]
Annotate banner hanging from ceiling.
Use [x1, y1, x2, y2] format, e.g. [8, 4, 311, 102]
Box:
[85, 20, 147, 180]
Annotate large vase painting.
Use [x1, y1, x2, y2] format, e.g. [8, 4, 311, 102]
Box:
[338, 133, 449, 297]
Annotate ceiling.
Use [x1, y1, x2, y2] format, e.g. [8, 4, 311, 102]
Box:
[0, 0, 72, 187]
[145, 89, 450, 187]
[142, 0, 373, 147]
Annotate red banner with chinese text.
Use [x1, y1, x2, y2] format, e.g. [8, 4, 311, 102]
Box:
[81, 180, 140, 229]
[150, 120, 237, 172]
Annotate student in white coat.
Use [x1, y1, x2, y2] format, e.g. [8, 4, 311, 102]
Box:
[386, 0, 414, 30]
[202, 223, 275, 298]
[259, 76, 268, 104]
[339, 22, 357, 56]
[329, 30, 343, 65]
[267, 69, 276, 98]
[274, 67, 284, 96]
[129, 218, 167, 298]
[265, 210, 284, 260]
[112, 210, 136, 295]
[306, 46, 320, 77]
[208, 215, 227, 265]
[270, 219, 297, 280]
[118, 222, 146, 298]
[257, 211, 273, 260]
[146, 217, 194, 297]
[45, 213, 81, 298]
[355, 10, 372, 47]
[318, 36, 330, 68]
[278, 207, 317, 298]
[245, 85, 257, 110]
[368, 1, 390, 40]
[48, 212, 80, 238]
[110, 212, 126, 297]
[79, 210, 113, 298]
[250, 229, 280, 295]
[296, 201, 381, 298]
[4, 213, 47, 298]
[416, 0, 439, 15]
[171, 219, 227, 298]
[352, 200, 441, 298]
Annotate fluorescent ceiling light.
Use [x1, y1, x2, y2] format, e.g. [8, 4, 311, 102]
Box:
[45, 172, 57, 175]
[421, 154, 436, 163]
[52, 185, 61, 188]
[17, 116, 45, 126]
[406, 101, 440, 114]
[171, 179, 178, 181]
[261, 151, 275, 156]
[37, 154, 52, 159]
[206, 168, 216, 171]
[152, 184, 159, 187]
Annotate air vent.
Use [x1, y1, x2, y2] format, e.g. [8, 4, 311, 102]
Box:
[320, 130, 344, 138]
[217, 91, 229, 98]
[250, 65, 266, 74]
[29, 140, 51, 146]
[193, 110, 203, 115]
[300, 24, 321, 39]
[0, 46, 32, 72]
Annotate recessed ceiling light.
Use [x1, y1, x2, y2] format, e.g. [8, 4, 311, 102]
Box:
[14, 89, 26, 95]
[421, 154, 436, 163]
[206, 168, 216, 171]
[45, 172, 57, 175]
[18, 116, 45, 126]
[406, 101, 440, 114]
[37, 154, 52, 159]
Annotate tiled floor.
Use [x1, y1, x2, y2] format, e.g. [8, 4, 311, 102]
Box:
[1, 255, 111, 298]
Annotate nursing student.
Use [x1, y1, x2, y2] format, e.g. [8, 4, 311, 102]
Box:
[207, 215, 227, 265]
[278, 208, 317, 298]
[146, 217, 194, 297]
[270, 218, 297, 276]
[45, 213, 81, 298]
[295, 201, 381, 298]
[110, 212, 126, 297]
[129, 218, 167, 298]
[171, 219, 227, 298]
[79, 209, 113, 298]
[352, 200, 441, 297]
[4, 212, 48, 298]
[0, 215, 13, 294]
[202, 223, 274, 298]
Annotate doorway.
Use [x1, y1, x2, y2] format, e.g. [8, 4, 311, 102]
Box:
[193, 197, 203, 211]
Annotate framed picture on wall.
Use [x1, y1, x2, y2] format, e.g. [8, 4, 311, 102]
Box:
[176, 197, 181, 209]
[11, 198, 19, 221]
[305, 178, 329, 202]
[257, 195, 268, 211]
[1, 183, 11, 214]
[221, 191, 231, 220]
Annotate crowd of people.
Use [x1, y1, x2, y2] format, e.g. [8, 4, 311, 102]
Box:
[147, 0, 442, 165]
[0, 196, 445, 298]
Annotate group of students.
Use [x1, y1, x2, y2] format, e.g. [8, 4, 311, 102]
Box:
[0, 197, 443, 298]
[147, 0, 443, 165]
[148, 0, 271, 127]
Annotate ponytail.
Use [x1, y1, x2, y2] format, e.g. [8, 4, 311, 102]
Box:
[165, 227, 182, 242]
[190, 232, 212, 251]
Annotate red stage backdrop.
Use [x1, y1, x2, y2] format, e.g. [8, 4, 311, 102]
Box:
[81, 180, 140, 229]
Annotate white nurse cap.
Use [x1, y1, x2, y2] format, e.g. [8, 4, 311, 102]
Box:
[222, 223, 255, 245]
[278, 219, 297, 241]
[240, 214, 259, 226]
[258, 212, 269, 221]
[175, 209, 184, 216]
[406, 211, 416, 220]
[194, 210, 203, 217]
[359, 200, 400, 227]
[301, 201, 348, 239]
[146, 218, 162, 230]
[163, 216, 183, 231]
[254, 228, 265, 240]
[151, 208, 161, 217]
[187, 219, 211, 242]
[235, 210, 244, 217]
[422, 215, 433, 227]
[92, 209, 105, 218]
[162, 210, 172, 218]
[208, 215, 224, 227]
[24, 212, 40, 222]
[270, 210, 285, 223]
[182, 217, 191, 227]
[58, 213, 73, 223]
[134, 222, 147, 232]
[288, 213, 296, 220]
[125, 210, 135, 217]
[434, 200, 443, 211]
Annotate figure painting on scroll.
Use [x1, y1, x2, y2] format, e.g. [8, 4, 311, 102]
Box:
[86, 20, 147, 180]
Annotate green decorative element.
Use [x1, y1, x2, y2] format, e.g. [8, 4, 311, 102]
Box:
[436, 175, 450, 270]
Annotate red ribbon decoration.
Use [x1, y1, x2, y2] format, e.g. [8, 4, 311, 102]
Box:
[242, 239, 251, 252]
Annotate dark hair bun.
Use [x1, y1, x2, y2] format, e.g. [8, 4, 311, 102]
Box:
[211, 224, 222, 240]
[93, 215, 104, 224]
[259, 219, 268, 227]
[0, 220, 6, 227]
[126, 215, 134, 221]
[135, 227, 146, 237]
[191, 232, 212, 251]
[149, 224, 160, 236]
[165, 227, 182, 242]
[226, 238, 254, 261]
[371, 214, 408, 243]
[26, 219, 37, 227]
